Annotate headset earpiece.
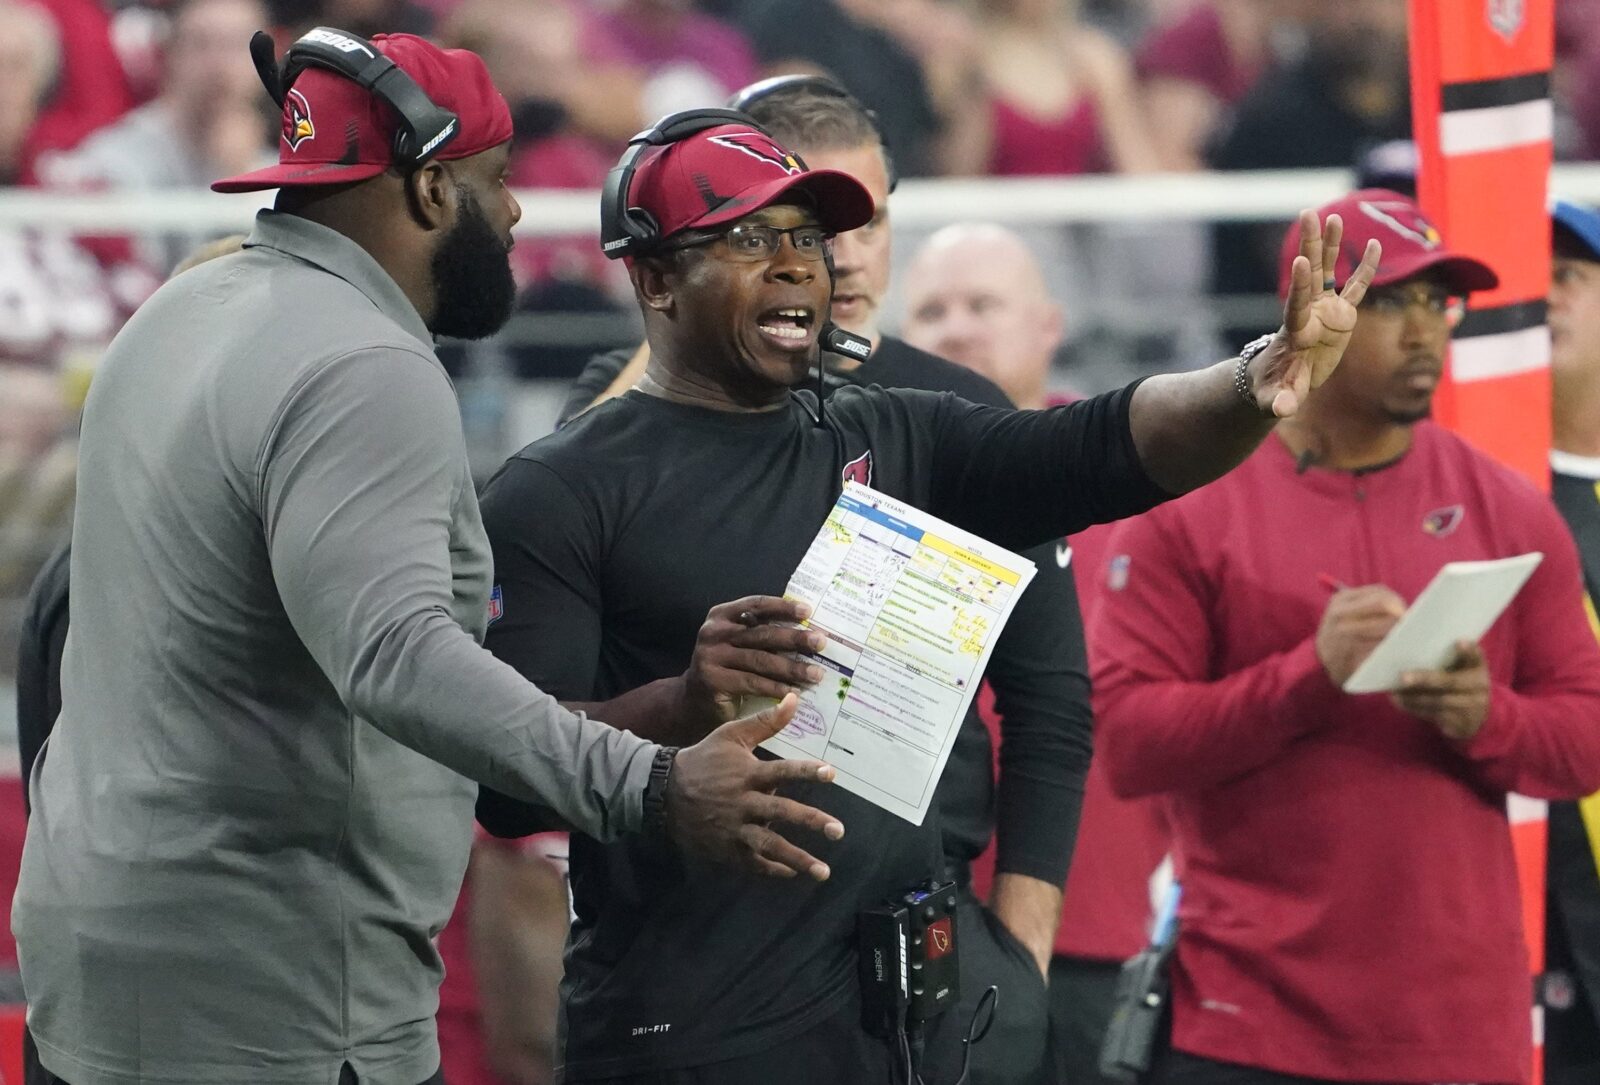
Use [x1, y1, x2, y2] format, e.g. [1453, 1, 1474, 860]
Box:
[727, 74, 898, 193]
[600, 107, 773, 260]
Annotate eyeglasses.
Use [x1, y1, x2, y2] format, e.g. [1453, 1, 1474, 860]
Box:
[1363, 282, 1464, 324]
[665, 223, 834, 263]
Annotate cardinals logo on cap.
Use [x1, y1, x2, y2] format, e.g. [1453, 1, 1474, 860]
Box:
[710, 132, 803, 175]
[283, 89, 315, 152]
[1359, 200, 1442, 250]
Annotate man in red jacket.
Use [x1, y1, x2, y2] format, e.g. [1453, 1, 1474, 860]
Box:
[1093, 189, 1600, 1085]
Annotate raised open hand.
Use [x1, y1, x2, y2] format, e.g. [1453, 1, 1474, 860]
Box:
[1250, 209, 1383, 418]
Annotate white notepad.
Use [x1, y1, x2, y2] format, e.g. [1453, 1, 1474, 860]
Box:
[1343, 552, 1543, 694]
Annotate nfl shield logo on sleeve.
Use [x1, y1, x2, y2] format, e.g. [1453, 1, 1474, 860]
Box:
[1108, 554, 1131, 592]
[487, 584, 504, 625]
[1488, 0, 1524, 41]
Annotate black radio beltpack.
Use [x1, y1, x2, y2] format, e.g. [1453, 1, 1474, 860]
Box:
[860, 879, 997, 1085]
[1099, 883, 1182, 1081]
[860, 878, 961, 1036]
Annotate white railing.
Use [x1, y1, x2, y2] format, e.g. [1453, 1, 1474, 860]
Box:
[4, 163, 1600, 234]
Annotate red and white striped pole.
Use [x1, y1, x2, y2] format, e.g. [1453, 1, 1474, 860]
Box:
[1409, 1, 1555, 1079]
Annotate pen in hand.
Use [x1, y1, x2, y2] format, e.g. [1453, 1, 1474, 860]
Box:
[1317, 572, 1347, 594]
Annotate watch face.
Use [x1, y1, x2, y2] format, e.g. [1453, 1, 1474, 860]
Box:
[1243, 333, 1276, 359]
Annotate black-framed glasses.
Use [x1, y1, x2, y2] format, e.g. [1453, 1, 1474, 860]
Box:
[665, 223, 834, 263]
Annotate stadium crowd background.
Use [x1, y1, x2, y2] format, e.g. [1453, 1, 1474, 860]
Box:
[1, 0, 1598, 1072]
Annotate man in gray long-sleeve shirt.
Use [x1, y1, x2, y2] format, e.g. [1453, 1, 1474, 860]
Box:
[13, 29, 839, 1085]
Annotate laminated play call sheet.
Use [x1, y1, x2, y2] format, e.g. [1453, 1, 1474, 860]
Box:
[755, 483, 1037, 824]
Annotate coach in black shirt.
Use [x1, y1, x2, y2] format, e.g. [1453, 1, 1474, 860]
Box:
[557, 78, 1091, 1085]
[477, 115, 1377, 1082]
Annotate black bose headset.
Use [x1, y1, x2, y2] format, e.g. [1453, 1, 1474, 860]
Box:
[248, 26, 459, 169]
[727, 74, 898, 193]
[599, 107, 783, 260]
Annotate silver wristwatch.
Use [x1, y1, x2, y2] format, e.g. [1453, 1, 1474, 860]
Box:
[1234, 333, 1278, 410]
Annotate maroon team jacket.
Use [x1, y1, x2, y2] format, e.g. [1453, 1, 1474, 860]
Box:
[1092, 424, 1600, 1084]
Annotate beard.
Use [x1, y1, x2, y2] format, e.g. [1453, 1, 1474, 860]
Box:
[428, 188, 516, 340]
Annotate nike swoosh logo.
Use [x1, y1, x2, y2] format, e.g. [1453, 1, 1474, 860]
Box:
[1055, 543, 1073, 569]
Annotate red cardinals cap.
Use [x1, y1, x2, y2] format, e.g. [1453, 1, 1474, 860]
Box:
[212, 33, 512, 193]
[626, 123, 875, 245]
[1277, 188, 1499, 298]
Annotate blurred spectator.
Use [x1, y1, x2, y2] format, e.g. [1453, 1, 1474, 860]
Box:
[0, 5, 151, 367]
[732, 0, 945, 176]
[38, 0, 274, 272]
[1568, 41, 1600, 161]
[1554, 0, 1600, 158]
[0, 367, 75, 599]
[1136, 0, 1283, 171]
[973, 0, 1161, 176]
[0, 1, 64, 185]
[588, 0, 758, 116]
[12, 0, 136, 180]
[836, 0, 989, 175]
[442, 0, 645, 150]
[1210, 0, 1409, 335]
[316, 0, 435, 37]
[899, 222, 1067, 405]
[1212, 0, 1408, 171]
[439, 0, 641, 371]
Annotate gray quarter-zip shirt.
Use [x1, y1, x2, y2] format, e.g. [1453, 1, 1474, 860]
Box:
[13, 210, 658, 1085]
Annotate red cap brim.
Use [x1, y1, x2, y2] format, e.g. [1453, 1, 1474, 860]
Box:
[684, 168, 875, 237]
[211, 160, 389, 194]
[1372, 251, 1499, 294]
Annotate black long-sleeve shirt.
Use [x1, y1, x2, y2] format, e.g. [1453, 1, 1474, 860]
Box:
[555, 338, 1093, 886]
[476, 380, 1163, 1076]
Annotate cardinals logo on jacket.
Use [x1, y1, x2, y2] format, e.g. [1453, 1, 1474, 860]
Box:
[1422, 505, 1465, 537]
[842, 450, 872, 487]
[709, 132, 803, 175]
[283, 89, 315, 151]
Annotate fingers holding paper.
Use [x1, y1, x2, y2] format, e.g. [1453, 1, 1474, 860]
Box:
[684, 595, 827, 726]
[1391, 640, 1492, 740]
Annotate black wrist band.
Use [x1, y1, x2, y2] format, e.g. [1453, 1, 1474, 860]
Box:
[642, 745, 678, 836]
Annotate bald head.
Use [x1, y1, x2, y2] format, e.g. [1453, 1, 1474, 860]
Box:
[900, 223, 1064, 408]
